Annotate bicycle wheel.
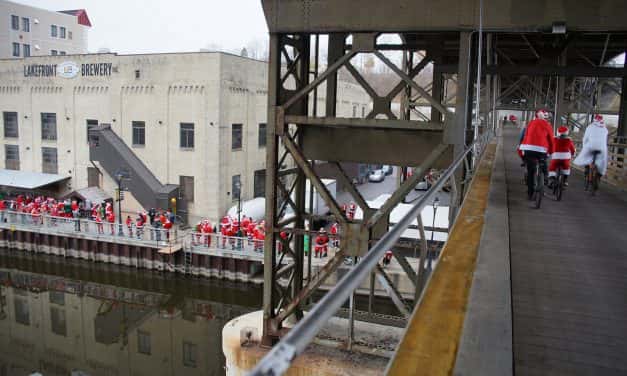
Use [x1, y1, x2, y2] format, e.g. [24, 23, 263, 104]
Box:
[534, 167, 543, 209]
[592, 169, 600, 195]
[556, 174, 563, 201]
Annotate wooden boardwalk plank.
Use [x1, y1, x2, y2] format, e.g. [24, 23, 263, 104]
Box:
[504, 126, 627, 375]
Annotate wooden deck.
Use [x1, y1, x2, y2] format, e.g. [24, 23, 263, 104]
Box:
[504, 126, 627, 375]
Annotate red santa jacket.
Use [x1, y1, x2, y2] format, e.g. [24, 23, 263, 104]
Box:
[315, 233, 329, 245]
[520, 119, 554, 155]
[551, 137, 576, 160]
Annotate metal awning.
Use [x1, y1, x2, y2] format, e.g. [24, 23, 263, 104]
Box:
[66, 186, 112, 203]
[0, 169, 69, 190]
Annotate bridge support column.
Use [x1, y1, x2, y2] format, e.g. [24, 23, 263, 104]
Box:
[447, 32, 473, 156]
[618, 50, 627, 139]
[553, 51, 567, 132]
[430, 37, 445, 124]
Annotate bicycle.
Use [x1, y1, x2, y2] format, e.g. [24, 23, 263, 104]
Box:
[552, 166, 565, 201]
[585, 151, 601, 195]
[531, 157, 546, 209]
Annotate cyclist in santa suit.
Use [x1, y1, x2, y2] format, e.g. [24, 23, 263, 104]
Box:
[519, 109, 554, 200]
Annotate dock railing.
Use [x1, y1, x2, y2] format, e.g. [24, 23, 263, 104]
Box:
[0, 210, 182, 248]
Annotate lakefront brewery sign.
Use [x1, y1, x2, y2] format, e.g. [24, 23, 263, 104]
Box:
[24, 61, 114, 78]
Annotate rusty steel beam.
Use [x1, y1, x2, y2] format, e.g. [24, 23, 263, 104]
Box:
[281, 135, 347, 223]
[284, 115, 444, 131]
[366, 143, 450, 228]
[274, 249, 347, 324]
[376, 51, 453, 117]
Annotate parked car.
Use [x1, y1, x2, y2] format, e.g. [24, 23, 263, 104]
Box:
[382, 165, 393, 176]
[415, 178, 430, 191]
[368, 169, 385, 183]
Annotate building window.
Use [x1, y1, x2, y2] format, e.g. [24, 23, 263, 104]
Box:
[22, 17, 29, 32]
[14, 296, 30, 326]
[60, 26, 66, 39]
[5, 145, 19, 171]
[258, 123, 266, 147]
[182, 342, 198, 368]
[137, 330, 151, 355]
[42, 147, 58, 174]
[352, 105, 357, 117]
[254, 169, 265, 198]
[50, 306, 67, 336]
[232, 175, 241, 199]
[49, 291, 65, 306]
[51, 50, 58, 56]
[41, 113, 57, 140]
[132, 121, 145, 146]
[232, 123, 243, 150]
[180, 123, 194, 148]
[51, 25, 57, 37]
[135, 70, 140, 79]
[87, 167, 100, 188]
[11, 15, 19, 30]
[3, 112, 18, 138]
[180, 176, 194, 203]
[362, 106, 366, 117]
[12, 43, 19, 57]
[59, 51, 66, 56]
[23, 44, 30, 57]
[68, 31, 73, 40]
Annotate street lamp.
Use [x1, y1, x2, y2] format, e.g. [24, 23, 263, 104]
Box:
[115, 172, 124, 236]
[235, 180, 242, 249]
[428, 196, 440, 271]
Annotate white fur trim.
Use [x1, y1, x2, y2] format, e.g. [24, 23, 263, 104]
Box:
[520, 144, 547, 153]
[549, 169, 570, 176]
[551, 152, 571, 159]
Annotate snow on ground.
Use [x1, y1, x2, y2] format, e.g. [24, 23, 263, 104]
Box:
[354, 193, 449, 241]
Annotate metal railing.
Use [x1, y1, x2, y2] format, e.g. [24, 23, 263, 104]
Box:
[189, 232, 265, 256]
[0, 208, 270, 259]
[572, 136, 627, 189]
[0, 210, 181, 247]
[249, 132, 493, 375]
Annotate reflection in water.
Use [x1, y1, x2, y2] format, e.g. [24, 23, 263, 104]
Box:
[0, 251, 261, 376]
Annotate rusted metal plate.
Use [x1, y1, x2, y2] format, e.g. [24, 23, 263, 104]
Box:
[344, 223, 369, 256]
[262, 0, 627, 33]
[301, 126, 451, 167]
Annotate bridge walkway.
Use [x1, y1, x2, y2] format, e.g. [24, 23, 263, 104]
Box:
[388, 126, 627, 375]
[504, 126, 627, 375]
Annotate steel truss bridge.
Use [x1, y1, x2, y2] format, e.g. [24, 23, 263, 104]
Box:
[252, 0, 627, 374]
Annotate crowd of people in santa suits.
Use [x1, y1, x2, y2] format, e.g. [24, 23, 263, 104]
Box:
[193, 215, 267, 252]
[0, 195, 108, 230]
[128, 208, 175, 240]
[0, 194, 176, 240]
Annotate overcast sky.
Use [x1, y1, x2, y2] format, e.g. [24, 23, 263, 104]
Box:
[14, 0, 269, 54]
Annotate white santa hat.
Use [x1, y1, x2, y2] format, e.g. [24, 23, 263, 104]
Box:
[557, 126, 569, 136]
[536, 109, 549, 120]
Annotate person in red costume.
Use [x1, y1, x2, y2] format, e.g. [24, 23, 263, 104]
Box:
[314, 228, 329, 258]
[253, 225, 265, 253]
[330, 222, 340, 248]
[548, 126, 576, 187]
[519, 109, 554, 200]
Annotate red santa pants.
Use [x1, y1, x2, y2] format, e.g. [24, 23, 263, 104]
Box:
[548, 159, 571, 177]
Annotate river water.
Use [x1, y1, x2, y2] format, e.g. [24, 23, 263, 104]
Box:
[0, 250, 262, 376]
